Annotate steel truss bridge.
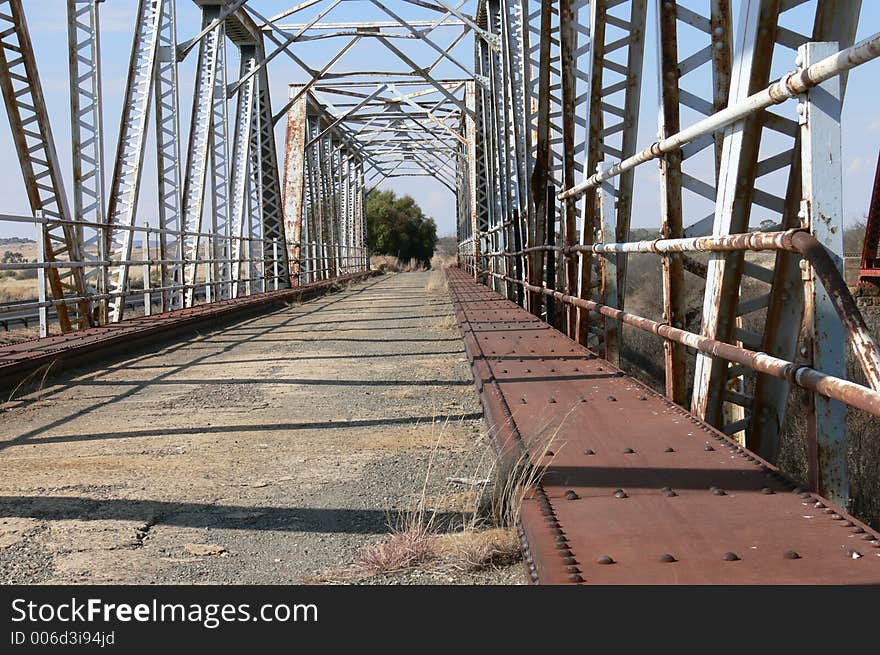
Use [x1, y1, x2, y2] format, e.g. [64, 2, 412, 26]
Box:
[1, 0, 880, 584]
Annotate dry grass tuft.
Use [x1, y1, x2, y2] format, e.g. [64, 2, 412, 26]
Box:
[430, 254, 457, 271]
[424, 270, 449, 295]
[358, 529, 438, 575]
[434, 527, 521, 571]
[370, 255, 424, 273]
[346, 414, 567, 582]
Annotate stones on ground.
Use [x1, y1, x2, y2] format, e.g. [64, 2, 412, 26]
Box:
[184, 543, 228, 557]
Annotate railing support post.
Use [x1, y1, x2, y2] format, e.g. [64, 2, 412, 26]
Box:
[35, 210, 47, 338]
[142, 223, 152, 316]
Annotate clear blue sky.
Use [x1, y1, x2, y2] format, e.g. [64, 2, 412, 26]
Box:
[0, 0, 877, 240]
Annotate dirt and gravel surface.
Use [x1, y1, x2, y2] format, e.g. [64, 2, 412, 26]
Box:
[0, 272, 526, 585]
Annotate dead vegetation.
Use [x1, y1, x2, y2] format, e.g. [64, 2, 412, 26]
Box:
[308, 419, 560, 583]
[370, 255, 425, 273]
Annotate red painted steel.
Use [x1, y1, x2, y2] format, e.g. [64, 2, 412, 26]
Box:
[448, 268, 880, 584]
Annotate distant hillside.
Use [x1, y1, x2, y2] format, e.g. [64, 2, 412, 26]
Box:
[0, 237, 35, 246]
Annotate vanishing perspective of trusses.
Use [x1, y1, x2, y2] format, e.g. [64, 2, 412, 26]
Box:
[0, 0, 879, 513]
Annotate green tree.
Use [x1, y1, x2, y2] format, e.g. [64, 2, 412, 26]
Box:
[366, 190, 438, 268]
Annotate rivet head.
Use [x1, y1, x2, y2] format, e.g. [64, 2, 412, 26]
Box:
[568, 574, 584, 583]
[549, 398, 557, 404]
[614, 489, 628, 499]
[623, 447, 635, 454]
[847, 549, 863, 559]
[639, 395, 648, 401]
[565, 565, 579, 573]
[793, 487, 803, 494]
[564, 490, 579, 500]
[712, 488, 727, 496]
[842, 520, 854, 528]
[664, 447, 675, 453]
[520, 398, 527, 404]
[607, 395, 617, 402]
[597, 555, 615, 565]
[546, 450, 555, 457]
[761, 487, 774, 495]
[722, 552, 740, 562]
[783, 550, 801, 560]
[704, 444, 715, 451]
[659, 553, 677, 563]
[831, 514, 843, 520]
[664, 489, 678, 497]
[584, 449, 596, 455]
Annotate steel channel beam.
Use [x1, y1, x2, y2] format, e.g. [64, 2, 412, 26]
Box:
[229, 46, 258, 299]
[0, 0, 92, 332]
[154, 0, 184, 312]
[181, 6, 223, 307]
[67, 0, 107, 317]
[747, 1, 861, 463]
[105, 0, 164, 323]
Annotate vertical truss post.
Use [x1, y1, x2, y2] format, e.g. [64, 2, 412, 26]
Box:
[283, 86, 307, 285]
[694, 0, 861, 442]
[654, 0, 732, 405]
[597, 162, 619, 364]
[503, 0, 530, 303]
[656, 0, 684, 403]
[559, 0, 580, 338]
[746, 2, 861, 458]
[599, 0, 646, 312]
[577, 0, 646, 347]
[210, 34, 230, 301]
[67, 0, 107, 319]
[105, 0, 163, 323]
[798, 40, 847, 505]
[529, 0, 553, 318]
[465, 80, 480, 280]
[0, 0, 91, 332]
[693, 0, 779, 426]
[358, 159, 367, 272]
[182, 6, 223, 307]
[230, 46, 257, 299]
[474, 29, 494, 284]
[247, 101, 265, 294]
[255, 39, 288, 287]
[154, 0, 183, 312]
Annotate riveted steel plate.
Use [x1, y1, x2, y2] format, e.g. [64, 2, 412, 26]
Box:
[447, 269, 880, 585]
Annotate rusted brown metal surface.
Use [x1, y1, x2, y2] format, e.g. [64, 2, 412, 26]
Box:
[0, 271, 376, 390]
[448, 268, 880, 584]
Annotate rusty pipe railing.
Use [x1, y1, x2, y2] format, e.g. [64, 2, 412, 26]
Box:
[477, 228, 880, 391]
[481, 270, 880, 419]
[558, 32, 880, 201]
